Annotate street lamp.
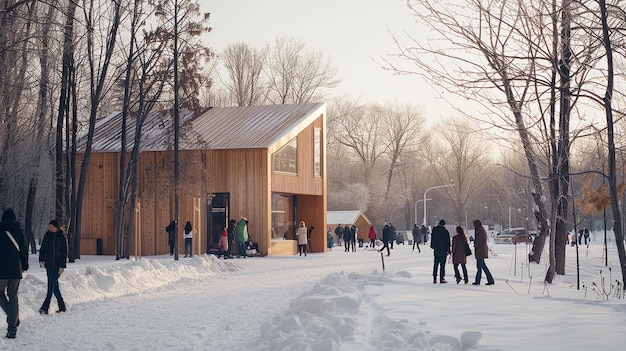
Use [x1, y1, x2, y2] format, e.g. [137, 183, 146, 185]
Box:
[414, 198, 432, 226]
[423, 184, 454, 226]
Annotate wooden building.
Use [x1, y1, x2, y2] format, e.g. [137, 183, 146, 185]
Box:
[327, 210, 372, 243]
[77, 103, 327, 256]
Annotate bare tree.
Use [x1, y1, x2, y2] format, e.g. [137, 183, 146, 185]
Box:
[221, 42, 267, 106]
[266, 36, 339, 104]
[428, 119, 492, 224]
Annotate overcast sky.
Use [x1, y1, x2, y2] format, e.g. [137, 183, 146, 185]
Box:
[203, 0, 465, 121]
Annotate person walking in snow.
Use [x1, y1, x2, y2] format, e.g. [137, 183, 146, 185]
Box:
[343, 225, 352, 252]
[452, 226, 469, 284]
[218, 228, 229, 259]
[0, 208, 29, 339]
[297, 221, 308, 256]
[166, 220, 176, 255]
[183, 221, 193, 258]
[379, 223, 391, 256]
[350, 225, 358, 252]
[472, 219, 494, 286]
[236, 217, 248, 258]
[421, 224, 428, 244]
[39, 219, 68, 314]
[412, 224, 421, 252]
[368, 225, 377, 248]
[334, 224, 343, 246]
[430, 219, 450, 284]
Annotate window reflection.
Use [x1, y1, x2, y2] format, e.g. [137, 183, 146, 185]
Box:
[273, 137, 297, 174]
[272, 193, 294, 240]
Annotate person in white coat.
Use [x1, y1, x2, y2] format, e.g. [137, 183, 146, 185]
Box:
[183, 221, 193, 258]
[296, 221, 308, 257]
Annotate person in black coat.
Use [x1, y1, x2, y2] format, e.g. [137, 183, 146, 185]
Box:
[430, 219, 451, 284]
[166, 220, 176, 255]
[412, 224, 421, 252]
[39, 219, 68, 314]
[343, 225, 352, 252]
[379, 223, 391, 256]
[0, 208, 29, 339]
[227, 219, 237, 258]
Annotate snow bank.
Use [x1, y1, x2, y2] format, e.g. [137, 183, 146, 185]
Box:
[18, 255, 240, 319]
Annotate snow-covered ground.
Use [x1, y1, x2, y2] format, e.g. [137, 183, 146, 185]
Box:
[2, 237, 625, 350]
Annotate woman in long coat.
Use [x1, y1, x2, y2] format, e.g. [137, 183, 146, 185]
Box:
[451, 226, 469, 284]
[296, 221, 308, 256]
[473, 219, 494, 285]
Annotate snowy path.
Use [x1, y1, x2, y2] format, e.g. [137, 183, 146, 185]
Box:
[2, 242, 626, 350]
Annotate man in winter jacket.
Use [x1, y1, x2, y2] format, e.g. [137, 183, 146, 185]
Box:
[0, 209, 29, 339]
[166, 220, 176, 255]
[430, 219, 451, 284]
[472, 219, 494, 285]
[236, 217, 248, 258]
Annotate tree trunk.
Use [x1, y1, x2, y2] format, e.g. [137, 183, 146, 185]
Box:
[599, 0, 626, 289]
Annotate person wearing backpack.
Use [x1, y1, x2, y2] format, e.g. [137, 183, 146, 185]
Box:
[0, 208, 29, 339]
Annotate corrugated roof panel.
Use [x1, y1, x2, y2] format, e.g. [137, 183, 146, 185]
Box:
[79, 103, 325, 152]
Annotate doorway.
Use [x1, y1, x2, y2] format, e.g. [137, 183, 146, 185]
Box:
[207, 193, 230, 252]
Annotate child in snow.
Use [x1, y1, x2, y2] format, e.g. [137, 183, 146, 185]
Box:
[218, 228, 229, 259]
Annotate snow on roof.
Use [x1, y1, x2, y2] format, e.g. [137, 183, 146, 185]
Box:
[327, 210, 362, 225]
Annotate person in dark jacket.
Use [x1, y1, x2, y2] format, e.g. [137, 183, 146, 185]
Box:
[472, 219, 494, 285]
[343, 225, 352, 252]
[389, 223, 396, 249]
[166, 220, 176, 255]
[335, 224, 343, 246]
[227, 219, 237, 258]
[430, 219, 451, 284]
[421, 224, 428, 243]
[379, 223, 391, 256]
[0, 209, 29, 339]
[412, 224, 421, 252]
[183, 221, 193, 258]
[39, 219, 68, 314]
[452, 226, 469, 284]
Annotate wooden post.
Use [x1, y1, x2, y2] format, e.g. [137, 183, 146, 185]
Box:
[193, 197, 201, 256]
[380, 251, 385, 271]
[134, 199, 142, 260]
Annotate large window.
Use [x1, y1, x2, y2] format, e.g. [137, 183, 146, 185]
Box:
[271, 194, 294, 240]
[314, 128, 321, 177]
[273, 137, 297, 174]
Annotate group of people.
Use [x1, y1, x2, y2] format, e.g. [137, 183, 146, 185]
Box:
[430, 219, 494, 285]
[166, 217, 255, 259]
[330, 224, 359, 252]
[1, 209, 68, 339]
[569, 228, 591, 246]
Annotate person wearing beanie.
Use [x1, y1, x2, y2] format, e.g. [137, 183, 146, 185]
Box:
[0, 208, 29, 339]
[430, 219, 451, 284]
[38, 219, 68, 314]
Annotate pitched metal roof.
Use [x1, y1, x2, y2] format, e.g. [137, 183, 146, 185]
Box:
[327, 211, 363, 226]
[79, 103, 326, 152]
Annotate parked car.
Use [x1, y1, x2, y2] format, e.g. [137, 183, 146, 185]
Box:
[494, 228, 532, 244]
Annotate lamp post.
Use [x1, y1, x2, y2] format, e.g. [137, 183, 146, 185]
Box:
[414, 198, 432, 226]
[423, 184, 454, 226]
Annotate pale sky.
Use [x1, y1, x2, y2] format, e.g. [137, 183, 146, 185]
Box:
[202, 0, 466, 121]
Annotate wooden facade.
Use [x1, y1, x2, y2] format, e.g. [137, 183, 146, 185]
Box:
[78, 104, 327, 257]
